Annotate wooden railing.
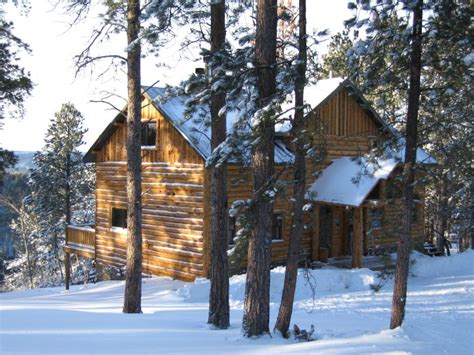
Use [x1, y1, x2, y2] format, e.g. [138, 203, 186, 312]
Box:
[65, 224, 95, 249]
[64, 224, 96, 290]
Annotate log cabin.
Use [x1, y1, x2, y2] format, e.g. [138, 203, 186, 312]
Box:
[64, 78, 436, 285]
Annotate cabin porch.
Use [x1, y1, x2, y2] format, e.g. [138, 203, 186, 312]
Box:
[64, 224, 96, 289]
[310, 204, 368, 268]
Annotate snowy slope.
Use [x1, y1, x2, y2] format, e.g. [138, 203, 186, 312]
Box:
[1, 251, 473, 354]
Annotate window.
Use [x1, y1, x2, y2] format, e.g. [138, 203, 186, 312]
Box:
[272, 214, 283, 241]
[228, 216, 236, 246]
[141, 122, 157, 147]
[370, 208, 382, 229]
[112, 208, 127, 229]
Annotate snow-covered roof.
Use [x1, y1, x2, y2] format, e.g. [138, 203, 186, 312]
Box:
[305, 156, 399, 207]
[145, 87, 294, 164]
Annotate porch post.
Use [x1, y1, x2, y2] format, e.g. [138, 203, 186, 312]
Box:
[312, 205, 320, 261]
[352, 207, 363, 268]
[65, 251, 71, 290]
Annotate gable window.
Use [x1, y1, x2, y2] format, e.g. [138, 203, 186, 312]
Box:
[141, 122, 157, 147]
[272, 214, 283, 241]
[112, 208, 127, 229]
[370, 208, 382, 229]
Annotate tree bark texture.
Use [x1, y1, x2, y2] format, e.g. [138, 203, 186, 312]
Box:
[66, 153, 71, 225]
[65, 251, 71, 290]
[123, 0, 142, 314]
[208, 0, 230, 329]
[274, 0, 306, 338]
[242, 0, 277, 338]
[390, 0, 422, 329]
[435, 173, 448, 255]
[352, 207, 364, 268]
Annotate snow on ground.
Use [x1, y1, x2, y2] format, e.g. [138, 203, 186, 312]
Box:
[1, 251, 473, 354]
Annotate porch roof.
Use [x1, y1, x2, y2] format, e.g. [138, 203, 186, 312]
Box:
[305, 156, 398, 207]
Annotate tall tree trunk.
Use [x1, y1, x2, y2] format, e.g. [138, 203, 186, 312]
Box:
[274, 0, 306, 338]
[208, 0, 230, 329]
[66, 153, 71, 225]
[390, 0, 423, 329]
[435, 172, 448, 255]
[470, 181, 474, 250]
[242, 0, 278, 337]
[123, 0, 142, 314]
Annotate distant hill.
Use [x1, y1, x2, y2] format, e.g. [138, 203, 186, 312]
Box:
[7, 151, 36, 174]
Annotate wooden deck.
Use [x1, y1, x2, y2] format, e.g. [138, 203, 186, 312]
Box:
[64, 224, 96, 258]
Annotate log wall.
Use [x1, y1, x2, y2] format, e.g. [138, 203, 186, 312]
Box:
[95, 162, 205, 281]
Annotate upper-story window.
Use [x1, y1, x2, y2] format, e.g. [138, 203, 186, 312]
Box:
[272, 214, 283, 241]
[141, 122, 157, 147]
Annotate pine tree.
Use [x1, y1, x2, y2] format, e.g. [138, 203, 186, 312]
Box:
[65, 0, 200, 313]
[208, 0, 230, 329]
[0, 5, 32, 120]
[320, 31, 353, 79]
[390, 0, 423, 329]
[30, 103, 94, 286]
[242, 0, 278, 337]
[122, 0, 143, 314]
[275, 0, 307, 338]
[0, 2, 32, 183]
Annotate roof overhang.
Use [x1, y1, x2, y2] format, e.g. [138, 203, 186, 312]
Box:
[305, 156, 399, 207]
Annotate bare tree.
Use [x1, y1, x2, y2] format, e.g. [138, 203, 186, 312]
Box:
[390, 0, 423, 329]
[274, 0, 307, 337]
[242, 0, 278, 337]
[208, 0, 230, 329]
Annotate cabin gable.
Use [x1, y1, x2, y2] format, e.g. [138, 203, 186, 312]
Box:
[312, 86, 380, 138]
[94, 97, 204, 165]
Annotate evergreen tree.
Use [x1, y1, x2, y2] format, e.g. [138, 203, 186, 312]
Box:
[275, 0, 308, 338]
[122, 0, 143, 315]
[242, 0, 278, 337]
[30, 102, 94, 287]
[208, 0, 230, 329]
[320, 31, 353, 79]
[390, 0, 423, 329]
[0, 2, 32, 183]
[0, 4, 32, 120]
